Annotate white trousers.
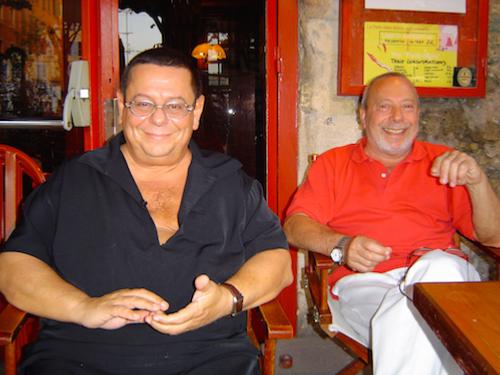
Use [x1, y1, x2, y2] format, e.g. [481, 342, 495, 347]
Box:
[331, 250, 480, 375]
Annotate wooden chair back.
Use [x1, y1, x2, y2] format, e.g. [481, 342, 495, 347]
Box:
[0, 144, 46, 375]
[0, 145, 46, 244]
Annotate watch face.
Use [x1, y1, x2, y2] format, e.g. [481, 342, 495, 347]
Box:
[331, 248, 343, 262]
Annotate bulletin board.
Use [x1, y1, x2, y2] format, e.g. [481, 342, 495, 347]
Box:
[338, 0, 489, 97]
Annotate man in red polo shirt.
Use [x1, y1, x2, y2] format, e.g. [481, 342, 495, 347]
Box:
[284, 72, 500, 374]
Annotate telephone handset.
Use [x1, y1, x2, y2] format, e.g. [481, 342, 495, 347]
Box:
[62, 60, 91, 131]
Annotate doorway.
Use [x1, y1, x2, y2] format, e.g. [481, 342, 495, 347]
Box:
[0, 0, 298, 329]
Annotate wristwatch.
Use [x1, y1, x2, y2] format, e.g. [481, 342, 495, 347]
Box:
[221, 282, 244, 317]
[330, 236, 352, 265]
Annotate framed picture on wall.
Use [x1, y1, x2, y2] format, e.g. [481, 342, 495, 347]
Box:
[338, 0, 489, 97]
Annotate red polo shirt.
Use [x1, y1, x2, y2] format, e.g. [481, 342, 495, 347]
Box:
[286, 138, 475, 285]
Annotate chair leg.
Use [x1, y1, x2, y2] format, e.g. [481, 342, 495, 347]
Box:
[337, 358, 367, 375]
[261, 338, 276, 375]
[4, 342, 16, 375]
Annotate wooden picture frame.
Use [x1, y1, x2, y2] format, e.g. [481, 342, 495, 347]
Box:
[338, 0, 489, 97]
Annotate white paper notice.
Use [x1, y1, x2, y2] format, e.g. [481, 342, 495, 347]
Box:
[365, 0, 466, 14]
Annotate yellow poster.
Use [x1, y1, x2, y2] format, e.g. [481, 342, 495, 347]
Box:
[364, 22, 458, 87]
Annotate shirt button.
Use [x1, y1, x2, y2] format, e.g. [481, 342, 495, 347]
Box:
[381, 172, 387, 178]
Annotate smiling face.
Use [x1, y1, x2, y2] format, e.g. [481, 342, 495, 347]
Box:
[118, 63, 205, 167]
[360, 75, 420, 166]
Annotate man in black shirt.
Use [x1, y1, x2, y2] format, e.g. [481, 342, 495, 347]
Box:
[0, 47, 292, 375]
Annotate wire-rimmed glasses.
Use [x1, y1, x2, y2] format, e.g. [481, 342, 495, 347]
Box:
[124, 98, 196, 119]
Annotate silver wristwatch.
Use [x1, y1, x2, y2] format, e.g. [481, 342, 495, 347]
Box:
[330, 236, 352, 265]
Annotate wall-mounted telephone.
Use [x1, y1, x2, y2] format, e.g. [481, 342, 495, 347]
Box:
[63, 60, 91, 131]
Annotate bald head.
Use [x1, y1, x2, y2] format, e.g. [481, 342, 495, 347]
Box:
[361, 72, 419, 110]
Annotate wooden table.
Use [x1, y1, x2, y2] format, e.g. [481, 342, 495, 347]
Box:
[413, 281, 500, 375]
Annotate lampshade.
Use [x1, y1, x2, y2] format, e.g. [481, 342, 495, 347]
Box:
[191, 43, 227, 61]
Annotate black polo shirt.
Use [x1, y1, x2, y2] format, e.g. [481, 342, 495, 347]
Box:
[4, 132, 288, 348]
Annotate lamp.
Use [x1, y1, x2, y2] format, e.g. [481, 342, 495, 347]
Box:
[191, 42, 226, 69]
[192, 43, 226, 60]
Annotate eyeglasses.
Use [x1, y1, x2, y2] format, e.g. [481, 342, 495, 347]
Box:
[124, 99, 196, 119]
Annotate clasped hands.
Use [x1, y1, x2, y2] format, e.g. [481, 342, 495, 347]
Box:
[343, 150, 482, 273]
[75, 274, 232, 335]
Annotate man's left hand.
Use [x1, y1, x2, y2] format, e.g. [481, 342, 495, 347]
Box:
[431, 150, 483, 187]
[145, 274, 232, 335]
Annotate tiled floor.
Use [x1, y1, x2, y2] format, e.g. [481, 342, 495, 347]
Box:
[275, 333, 360, 375]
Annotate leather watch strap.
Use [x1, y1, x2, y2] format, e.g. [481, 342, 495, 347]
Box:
[221, 282, 244, 317]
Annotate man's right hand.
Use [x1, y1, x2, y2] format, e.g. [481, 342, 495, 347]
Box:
[75, 288, 169, 330]
[344, 236, 391, 272]
[0, 252, 169, 329]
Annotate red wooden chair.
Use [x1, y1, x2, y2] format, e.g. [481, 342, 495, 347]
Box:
[303, 155, 500, 375]
[0, 145, 46, 244]
[248, 301, 294, 375]
[301, 153, 370, 374]
[305, 236, 500, 375]
[304, 251, 370, 374]
[0, 145, 46, 375]
[0, 144, 292, 375]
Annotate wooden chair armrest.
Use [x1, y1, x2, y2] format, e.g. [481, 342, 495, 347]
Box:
[472, 243, 500, 264]
[304, 251, 337, 326]
[249, 300, 292, 375]
[252, 299, 293, 341]
[461, 237, 500, 280]
[309, 252, 334, 270]
[455, 236, 500, 280]
[0, 304, 29, 345]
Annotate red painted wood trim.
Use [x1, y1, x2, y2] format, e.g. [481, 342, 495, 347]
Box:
[266, 0, 278, 212]
[266, 0, 298, 333]
[476, 0, 489, 97]
[81, 0, 100, 150]
[276, 0, 298, 334]
[277, 0, 298, 220]
[81, 0, 119, 151]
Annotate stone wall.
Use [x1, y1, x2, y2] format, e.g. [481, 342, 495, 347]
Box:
[298, 1, 360, 183]
[296, 0, 500, 335]
[419, 3, 500, 195]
